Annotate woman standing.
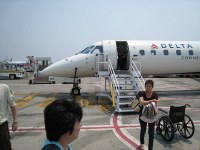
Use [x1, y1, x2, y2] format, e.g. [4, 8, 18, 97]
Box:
[138, 80, 159, 150]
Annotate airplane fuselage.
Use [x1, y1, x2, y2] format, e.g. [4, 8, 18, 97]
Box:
[39, 40, 200, 77]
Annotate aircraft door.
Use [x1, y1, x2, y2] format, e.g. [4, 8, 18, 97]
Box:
[116, 41, 130, 70]
[102, 41, 117, 70]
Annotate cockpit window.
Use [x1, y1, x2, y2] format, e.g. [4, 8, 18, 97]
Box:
[79, 45, 95, 54]
[91, 46, 103, 54]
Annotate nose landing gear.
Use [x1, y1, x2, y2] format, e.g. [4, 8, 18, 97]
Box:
[70, 67, 81, 96]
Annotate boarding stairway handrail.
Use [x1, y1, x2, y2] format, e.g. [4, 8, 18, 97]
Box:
[107, 59, 121, 110]
[108, 59, 120, 96]
[130, 58, 145, 91]
[95, 53, 109, 77]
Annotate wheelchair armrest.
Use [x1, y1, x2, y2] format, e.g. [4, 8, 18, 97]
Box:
[186, 104, 190, 107]
[159, 108, 168, 114]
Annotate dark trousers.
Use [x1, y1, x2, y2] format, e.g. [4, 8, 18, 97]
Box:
[0, 121, 12, 150]
[139, 118, 155, 150]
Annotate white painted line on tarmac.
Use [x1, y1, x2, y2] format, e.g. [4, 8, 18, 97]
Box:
[9, 120, 200, 133]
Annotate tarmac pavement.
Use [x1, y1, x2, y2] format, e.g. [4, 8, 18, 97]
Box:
[0, 76, 200, 150]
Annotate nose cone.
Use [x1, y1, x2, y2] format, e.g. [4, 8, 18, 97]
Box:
[39, 59, 67, 77]
[39, 54, 96, 78]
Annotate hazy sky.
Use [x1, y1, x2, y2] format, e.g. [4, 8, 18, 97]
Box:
[0, 0, 200, 63]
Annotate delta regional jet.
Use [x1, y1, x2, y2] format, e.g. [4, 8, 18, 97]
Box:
[39, 40, 200, 94]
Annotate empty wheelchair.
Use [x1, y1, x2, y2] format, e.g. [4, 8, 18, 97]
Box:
[156, 104, 195, 141]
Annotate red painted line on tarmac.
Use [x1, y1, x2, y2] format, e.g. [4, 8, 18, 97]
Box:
[17, 128, 44, 131]
[113, 113, 139, 149]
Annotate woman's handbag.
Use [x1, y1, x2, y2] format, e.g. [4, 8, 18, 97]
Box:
[140, 102, 159, 123]
[130, 98, 141, 112]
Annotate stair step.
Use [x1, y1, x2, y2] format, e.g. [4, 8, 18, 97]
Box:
[114, 70, 130, 74]
[117, 107, 135, 113]
[97, 71, 109, 77]
[119, 98, 133, 102]
[116, 79, 132, 83]
[117, 95, 135, 99]
[119, 101, 133, 106]
[118, 89, 135, 92]
[118, 91, 137, 96]
[112, 84, 133, 89]
[113, 88, 134, 92]
[116, 74, 131, 78]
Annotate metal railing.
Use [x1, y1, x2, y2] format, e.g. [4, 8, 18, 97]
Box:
[95, 53, 107, 75]
[108, 59, 120, 96]
[130, 59, 145, 91]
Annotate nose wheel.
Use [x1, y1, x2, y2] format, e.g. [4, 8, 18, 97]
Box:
[71, 86, 81, 95]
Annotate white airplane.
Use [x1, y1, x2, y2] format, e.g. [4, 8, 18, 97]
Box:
[39, 40, 200, 94]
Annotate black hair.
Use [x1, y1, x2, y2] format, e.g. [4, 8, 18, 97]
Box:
[44, 99, 83, 141]
[145, 79, 154, 87]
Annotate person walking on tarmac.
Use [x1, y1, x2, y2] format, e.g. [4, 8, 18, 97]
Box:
[0, 83, 18, 150]
[138, 80, 159, 150]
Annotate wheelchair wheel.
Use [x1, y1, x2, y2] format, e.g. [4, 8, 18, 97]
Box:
[157, 116, 175, 141]
[177, 114, 195, 139]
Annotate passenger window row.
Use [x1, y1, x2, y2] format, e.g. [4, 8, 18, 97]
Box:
[139, 49, 194, 56]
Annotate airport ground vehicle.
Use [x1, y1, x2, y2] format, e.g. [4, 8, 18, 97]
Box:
[156, 104, 195, 141]
[23, 66, 34, 72]
[27, 56, 52, 84]
[0, 69, 26, 79]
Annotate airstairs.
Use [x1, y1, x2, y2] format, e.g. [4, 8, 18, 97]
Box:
[96, 58, 145, 113]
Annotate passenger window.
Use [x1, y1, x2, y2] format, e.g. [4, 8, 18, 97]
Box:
[176, 50, 181, 55]
[188, 50, 193, 55]
[139, 50, 145, 55]
[163, 50, 169, 55]
[151, 50, 156, 55]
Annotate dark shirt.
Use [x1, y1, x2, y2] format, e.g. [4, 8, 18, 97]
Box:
[138, 91, 158, 116]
